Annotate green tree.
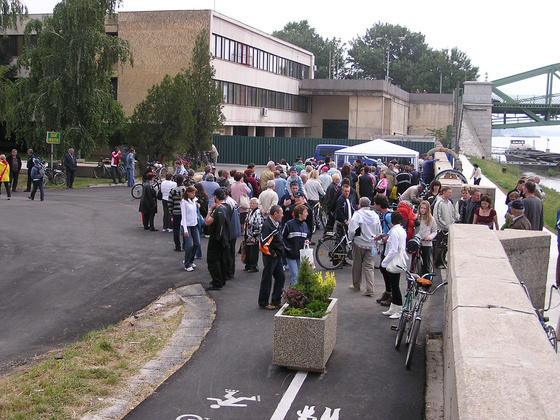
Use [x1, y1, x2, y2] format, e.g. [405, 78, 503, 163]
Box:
[273, 20, 345, 79]
[130, 30, 223, 162]
[347, 22, 478, 93]
[129, 72, 195, 162]
[7, 0, 133, 156]
[0, 0, 27, 31]
[183, 30, 224, 154]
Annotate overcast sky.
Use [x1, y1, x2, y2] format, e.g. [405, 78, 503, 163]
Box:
[21, 0, 559, 97]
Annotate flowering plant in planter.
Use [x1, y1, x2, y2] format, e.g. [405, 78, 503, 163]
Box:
[281, 257, 336, 318]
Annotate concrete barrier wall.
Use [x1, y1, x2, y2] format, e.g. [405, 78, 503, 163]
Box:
[444, 224, 560, 419]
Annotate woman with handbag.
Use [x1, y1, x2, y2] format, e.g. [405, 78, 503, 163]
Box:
[375, 171, 388, 196]
[180, 186, 200, 272]
[282, 204, 311, 285]
[379, 210, 407, 319]
[244, 197, 264, 273]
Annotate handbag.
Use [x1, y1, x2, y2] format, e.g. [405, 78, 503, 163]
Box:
[299, 244, 315, 269]
[386, 249, 407, 273]
[239, 195, 250, 210]
[157, 189, 163, 200]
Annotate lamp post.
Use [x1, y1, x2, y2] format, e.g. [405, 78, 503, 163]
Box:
[437, 67, 443, 94]
[376, 35, 406, 83]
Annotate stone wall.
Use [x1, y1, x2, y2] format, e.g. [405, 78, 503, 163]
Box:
[459, 82, 492, 159]
[444, 224, 559, 419]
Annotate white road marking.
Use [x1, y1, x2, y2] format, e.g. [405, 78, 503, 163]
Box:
[270, 371, 308, 420]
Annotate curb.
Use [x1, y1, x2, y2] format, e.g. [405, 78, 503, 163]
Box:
[81, 284, 215, 420]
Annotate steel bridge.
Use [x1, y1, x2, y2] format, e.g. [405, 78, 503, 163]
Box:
[492, 63, 560, 129]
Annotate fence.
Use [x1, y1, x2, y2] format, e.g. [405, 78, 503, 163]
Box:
[212, 135, 435, 166]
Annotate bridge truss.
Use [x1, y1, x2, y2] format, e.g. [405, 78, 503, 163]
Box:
[492, 63, 560, 129]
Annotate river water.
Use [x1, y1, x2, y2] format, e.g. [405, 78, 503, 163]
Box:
[492, 136, 560, 192]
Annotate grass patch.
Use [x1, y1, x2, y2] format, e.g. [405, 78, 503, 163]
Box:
[18, 174, 135, 189]
[469, 157, 560, 232]
[0, 296, 184, 420]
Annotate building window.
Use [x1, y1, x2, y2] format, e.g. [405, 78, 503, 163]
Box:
[211, 34, 310, 80]
[323, 120, 349, 139]
[215, 80, 308, 113]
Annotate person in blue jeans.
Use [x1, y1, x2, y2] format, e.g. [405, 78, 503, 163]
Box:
[181, 186, 201, 272]
[29, 159, 45, 201]
[282, 204, 311, 285]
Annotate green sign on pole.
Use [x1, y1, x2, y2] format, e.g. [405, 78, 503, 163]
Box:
[46, 132, 61, 144]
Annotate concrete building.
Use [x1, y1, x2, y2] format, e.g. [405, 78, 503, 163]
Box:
[4, 10, 458, 143]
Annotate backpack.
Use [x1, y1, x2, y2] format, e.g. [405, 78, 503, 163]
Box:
[35, 167, 45, 180]
[227, 202, 242, 239]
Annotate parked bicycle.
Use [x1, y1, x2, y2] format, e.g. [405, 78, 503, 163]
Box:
[392, 266, 445, 369]
[40, 161, 66, 186]
[311, 200, 328, 232]
[131, 178, 161, 199]
[520, 282, 558, 352]
[406, 235, 424, 276]
[315, 221, 352, 270]
[93, 158, 125, 180]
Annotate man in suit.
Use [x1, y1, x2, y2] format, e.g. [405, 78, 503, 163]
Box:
[64, 148, 78, 189]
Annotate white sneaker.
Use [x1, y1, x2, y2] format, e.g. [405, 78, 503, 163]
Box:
[184, 266, 194, 272]
[191, 263, 196, 268]
[382, 303, 399, 316]
[389, 308, 403, 319]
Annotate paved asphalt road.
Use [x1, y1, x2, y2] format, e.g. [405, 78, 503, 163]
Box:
[1, 186, 445, 419]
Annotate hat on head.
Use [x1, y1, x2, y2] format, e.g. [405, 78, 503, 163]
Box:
[294, 191, 305, 198]
[213, 188, 226, 200]
[321, 166, 329, 171]
[289, 166, 297, 172]
[511, 199, 524, 210]
[123, 147, 128, 151]
[33, 158, 40, 164]
[420, 182, 427, 189]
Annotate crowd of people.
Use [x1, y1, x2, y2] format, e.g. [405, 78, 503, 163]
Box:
[133, 153, 464, 315]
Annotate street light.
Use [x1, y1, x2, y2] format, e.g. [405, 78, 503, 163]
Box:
[375, 35, 406, 83]
[437, 67, 443, 94]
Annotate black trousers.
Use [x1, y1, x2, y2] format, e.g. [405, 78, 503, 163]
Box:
[207, 238, 228, 288]
[9, 171, 19, 191]
[66, 170, 76, 188]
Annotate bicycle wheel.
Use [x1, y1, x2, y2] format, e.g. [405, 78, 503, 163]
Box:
[53, 171, 66, 186]
[315, 237, 345, 270]
[395, 307, 410, 350]
[320, 209, 328, 230]
[405, 317, 421, 369]
[131, 183, 143, 199]
[545, 325, 558, 352]
[94, 165, 104, 179]
[118, 165, 126, 180]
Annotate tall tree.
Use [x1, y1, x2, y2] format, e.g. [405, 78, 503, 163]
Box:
[0, 0, 27, 31]
[347, 22, 478, 92]
[183, 30, 224, 155]
[7, 0, 133, 156]
[130, 30, 223, 162]
[273, 21, 345, 79]
[129, 72, 195, 162]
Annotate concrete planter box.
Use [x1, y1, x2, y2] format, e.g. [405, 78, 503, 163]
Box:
[272, 298, 338, 373]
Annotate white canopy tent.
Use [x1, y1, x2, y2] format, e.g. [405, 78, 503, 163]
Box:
[334, 139, 419, 170]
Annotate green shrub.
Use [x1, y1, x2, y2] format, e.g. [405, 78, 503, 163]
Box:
[281, 258, 336, 318]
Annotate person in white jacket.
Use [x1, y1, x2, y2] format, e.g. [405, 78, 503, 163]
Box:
[348, 197, 382, 297]
[380, 211, 408, 318]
